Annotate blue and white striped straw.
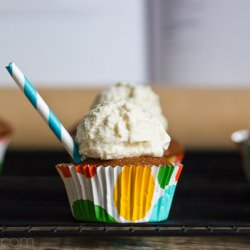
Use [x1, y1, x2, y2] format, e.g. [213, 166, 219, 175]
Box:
[6, 62, 81, 163]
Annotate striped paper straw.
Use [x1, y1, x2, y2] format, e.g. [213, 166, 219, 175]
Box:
[6, 62, 81, 163]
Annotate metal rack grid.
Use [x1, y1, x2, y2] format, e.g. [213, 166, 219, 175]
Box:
[1, 224, 250, 237]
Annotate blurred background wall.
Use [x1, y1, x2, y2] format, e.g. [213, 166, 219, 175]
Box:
[1, 0, 250, 87]
[149, 0, 250, 86]
[1, 0, 250, 149]
[0, 0, 147, 87]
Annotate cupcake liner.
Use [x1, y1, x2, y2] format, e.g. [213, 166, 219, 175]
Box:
[0, 136, 10, 173]
[56, 163, 183, 223]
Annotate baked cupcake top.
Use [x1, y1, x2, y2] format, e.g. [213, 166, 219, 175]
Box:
[93, 82, 167, 129]
[0, 119, 12, 137]
[80, 155, 171, 167]
[76, 100, 171, 160]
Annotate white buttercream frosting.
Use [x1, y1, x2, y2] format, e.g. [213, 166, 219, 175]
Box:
[76, 100, 171, 160]
[93, 82, 168, 129]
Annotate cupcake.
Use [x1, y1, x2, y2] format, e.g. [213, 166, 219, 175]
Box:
[0, 119, 12, 173]
[70, 82, 184, 164]
[57, 100, 183, 223]
[94, 82, 183, 164]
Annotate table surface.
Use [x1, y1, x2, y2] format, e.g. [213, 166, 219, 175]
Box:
[21, 236, 250, 250]
[1, 150, 250, 248]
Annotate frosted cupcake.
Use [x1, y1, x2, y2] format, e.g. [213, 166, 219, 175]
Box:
[92, 82, 183, 164]
[0, 119, 12, 173]
[57, 100, 183, 223]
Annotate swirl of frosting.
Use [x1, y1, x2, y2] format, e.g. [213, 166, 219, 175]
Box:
[93, 82, 168, 129]
[76, 100, 171, 160]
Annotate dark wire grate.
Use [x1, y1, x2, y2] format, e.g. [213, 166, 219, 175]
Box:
[1, 224, 250, 237]
[1, 150, 250, 237]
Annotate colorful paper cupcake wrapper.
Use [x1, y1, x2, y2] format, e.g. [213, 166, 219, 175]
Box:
[0, 136, 10, 173]
[56, 163, 183, 223]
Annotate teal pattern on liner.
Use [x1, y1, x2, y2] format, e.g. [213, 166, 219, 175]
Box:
[149, 185, 176, 222]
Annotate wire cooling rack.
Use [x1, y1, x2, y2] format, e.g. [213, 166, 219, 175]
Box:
[0, 150, 250, 237]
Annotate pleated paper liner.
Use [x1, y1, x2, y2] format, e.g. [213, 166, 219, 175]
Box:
[0, 136, 11, 173]
[56, 163, 183, 223]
